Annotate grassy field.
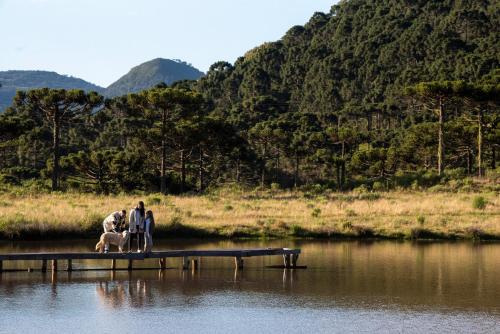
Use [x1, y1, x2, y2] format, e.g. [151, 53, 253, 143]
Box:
[0, 188, 498, 240]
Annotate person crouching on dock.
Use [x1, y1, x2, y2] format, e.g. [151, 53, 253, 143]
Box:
[128, 201, 145, 252]
[103, 210, 127, 233]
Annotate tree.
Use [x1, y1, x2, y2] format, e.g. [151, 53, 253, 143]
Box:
[129, 87, 203, 193]
[13, 89, 103, 190]
[455, 83, 500, 177]
[405, 81, 465, 176]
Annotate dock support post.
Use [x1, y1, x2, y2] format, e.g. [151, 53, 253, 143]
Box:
[128, 259, 133, 271]
[182, 257, 190, 270]
[51, 260, 58, 272]
[66, 259, 73, 272]
[234, 257, 244, 270]
[159, 258, 166, 270]
[0, 260, 2, 272]
[111, 259, 116, 271]
[41, 260, 47, 273]
[292, 254, 299, 268]
[283, 254, 291, 268]
[191, 259, 198, 271]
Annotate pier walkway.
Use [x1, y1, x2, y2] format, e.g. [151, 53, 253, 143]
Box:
[0, 248, 302, 272]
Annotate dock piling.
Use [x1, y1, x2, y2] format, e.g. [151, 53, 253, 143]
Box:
[128, 259, 133, 271]
[182, 257, 190, 270]
[66, 259, 73, 272]
[51, 260, 58, 272]
[111, 259, 116, 270]
[234, 256, 244, 270]
[283, 254, 291, 268]
[41, 259, 47, 273]
[292, 254, 299, 268]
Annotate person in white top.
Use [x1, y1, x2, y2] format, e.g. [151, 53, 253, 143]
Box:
[102, 210, 127, 233]
[128, 201, 145, 252]
[144, 210, 155, 253]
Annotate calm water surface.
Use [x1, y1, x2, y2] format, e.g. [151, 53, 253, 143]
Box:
[0, 240, 499, 333]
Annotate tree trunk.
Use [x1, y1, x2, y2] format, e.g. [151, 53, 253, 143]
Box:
[492, 146, 497, 170]
[477, 109, 483, 177]
[437, 98, 445, 176]
[236, 157, 241, 183]
[294, 151, 299, 188]
[336, 161, 341, 192]
[466, 148, 471, 175]
[52, 111, 60, 191]
[198, 146, 204, 192]
[160, 109, 167, 194]
[341, 160, 346, 188]
[180, 149, 186, 193]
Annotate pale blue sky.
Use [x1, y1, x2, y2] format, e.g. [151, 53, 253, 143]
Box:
[0, 0, 336, 87]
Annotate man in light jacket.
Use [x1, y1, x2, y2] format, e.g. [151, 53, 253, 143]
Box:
[128, 201, 145, 252]
[103, 210, 127, 233]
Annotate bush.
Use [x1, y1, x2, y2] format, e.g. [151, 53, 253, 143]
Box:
[372, 181, 385, 191]
[417, 215, 426, 226]
[472, 196, 487, 210]
[311, 208, 321, 218]
[147, 196, 162, 206]
[289, 224, 308, 237]
[224, 204, 234, 211]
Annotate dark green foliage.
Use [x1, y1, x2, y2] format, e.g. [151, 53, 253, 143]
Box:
[0, 0, 498, 193]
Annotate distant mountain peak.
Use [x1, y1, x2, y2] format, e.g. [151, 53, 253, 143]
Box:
[104, 58, 204, 97]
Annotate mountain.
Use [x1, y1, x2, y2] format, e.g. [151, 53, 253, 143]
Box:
[0, 59, 205, 111]
[105, 58, 205, 97]
[0, 70, 104, 111]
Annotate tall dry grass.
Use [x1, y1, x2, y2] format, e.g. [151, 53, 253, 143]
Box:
[0, 189, 498, 240]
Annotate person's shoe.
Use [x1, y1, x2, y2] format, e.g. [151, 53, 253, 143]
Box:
[137, 250, 141, 253]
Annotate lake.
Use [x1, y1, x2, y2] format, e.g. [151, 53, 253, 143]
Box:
[0, 240, 499, 333]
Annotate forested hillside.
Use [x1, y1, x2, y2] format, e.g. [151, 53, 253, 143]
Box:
[105, 58, 205, 97]
[0, 0, 498, 194]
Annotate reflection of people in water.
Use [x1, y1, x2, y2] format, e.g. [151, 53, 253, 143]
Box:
[96, 281, 126, 309]
[96, 279, 153, 309]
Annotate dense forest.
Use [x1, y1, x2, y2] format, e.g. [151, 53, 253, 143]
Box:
[0, 0, 499, 194]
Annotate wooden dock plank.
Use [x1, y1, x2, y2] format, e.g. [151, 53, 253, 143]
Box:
[0, 248, 300, 261]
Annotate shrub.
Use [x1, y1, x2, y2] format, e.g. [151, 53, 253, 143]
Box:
[472, 196, 487, 210]
[342, 221, 353, 230]
[345, 209, 357, 217]
[311, 208, 321, 218]
[289, 224, 308, 237]
[372, 181, 385, 191]
[417, 215, 426, 226]
[147, 196, 162, 206]
[358, 192, 381, 201]
[352, 225, 374, 237]
[224, 204, 234, 211]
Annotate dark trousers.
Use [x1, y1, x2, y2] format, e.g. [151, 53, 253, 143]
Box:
[128, 232, 144, 251]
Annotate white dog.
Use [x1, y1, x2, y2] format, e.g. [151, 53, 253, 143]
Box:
[95, 231, 130, 253]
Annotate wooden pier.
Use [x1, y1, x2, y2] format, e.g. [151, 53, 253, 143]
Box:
[0, 248, 302, 272]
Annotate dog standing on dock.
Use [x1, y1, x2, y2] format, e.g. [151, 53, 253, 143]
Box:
[95, 231, 130, 253]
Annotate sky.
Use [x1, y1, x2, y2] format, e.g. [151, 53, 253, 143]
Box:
[0, 0, 336, 87]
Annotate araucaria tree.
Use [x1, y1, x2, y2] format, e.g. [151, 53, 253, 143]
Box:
[13, 89, 103, 190]
[129, 87, 203, 194]
[405, 82, 462, 176]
